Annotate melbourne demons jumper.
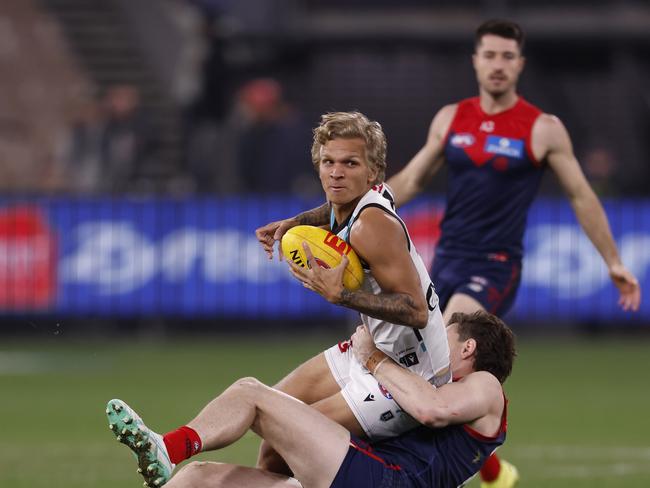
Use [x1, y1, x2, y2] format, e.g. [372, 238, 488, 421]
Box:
[331, 392, 508, 488]
[324, 184, 450, 440]
[432, 96, 543, 315]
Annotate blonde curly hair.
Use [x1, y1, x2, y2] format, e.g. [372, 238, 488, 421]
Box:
[311, 111, 387, 185]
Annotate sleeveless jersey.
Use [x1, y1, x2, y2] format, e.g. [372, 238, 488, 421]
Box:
[330, 184, 450, 385]
[438, 96, 544, 260]
[367, 392, 508, 487]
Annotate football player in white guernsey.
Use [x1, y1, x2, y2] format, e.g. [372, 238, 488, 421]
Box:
[255, 111, 450, 474]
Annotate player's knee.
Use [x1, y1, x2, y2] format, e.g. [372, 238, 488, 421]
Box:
[234, 376, 262, 386]
[231, 377, 279, 410]
[233, 376, 265, 392]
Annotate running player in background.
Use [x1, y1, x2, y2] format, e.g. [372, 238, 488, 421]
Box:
[385, 18, 641, 488]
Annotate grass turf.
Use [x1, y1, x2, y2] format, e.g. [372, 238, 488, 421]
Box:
[1, 334, 649, 487]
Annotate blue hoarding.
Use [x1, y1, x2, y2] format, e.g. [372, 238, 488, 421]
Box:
[0, 196, 647, 322]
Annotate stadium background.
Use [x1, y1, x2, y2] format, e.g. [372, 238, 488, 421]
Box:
[1, 0, 649, 486]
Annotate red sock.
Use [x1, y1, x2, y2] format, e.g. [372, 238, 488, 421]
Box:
[163, 426, 203, 464]
[480, 453, 501, 482]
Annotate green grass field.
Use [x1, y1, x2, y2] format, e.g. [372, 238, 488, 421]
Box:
[2, 333, 649, 487]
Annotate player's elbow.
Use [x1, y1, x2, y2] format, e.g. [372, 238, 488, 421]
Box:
[412, 405, 451, 429]
[402, 175, 427, 202]
[392, 170, 426, 205]
[413, 310, 428, 329]
[410, 301, 429, 329]
[413, 406, 450, 429]
[411, 172, 429, 193]
[400, 307, 427, 328]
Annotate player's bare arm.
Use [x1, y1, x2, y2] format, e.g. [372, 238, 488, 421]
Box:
[288, 208, 428, 328]
[533, 114, 641, 311]
[343, 208, 428, 327]
[294, 202, 330, 226]
[387, 104, 456, 207]
[255, 203, 330, 260]
[351, 324, 503, 435]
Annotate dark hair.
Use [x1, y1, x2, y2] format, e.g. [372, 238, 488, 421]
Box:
[451, 311, 516, 383]
[475, 19, 525, 53]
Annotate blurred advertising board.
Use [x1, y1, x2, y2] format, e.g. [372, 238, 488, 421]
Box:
[0, 196, 647, 323]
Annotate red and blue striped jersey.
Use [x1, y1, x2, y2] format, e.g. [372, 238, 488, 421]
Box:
[437, 97, 544, 260]
[365, 395, 508, 487]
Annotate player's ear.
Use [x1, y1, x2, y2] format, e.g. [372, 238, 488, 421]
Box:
[461, 338, 477, 359]
[367, 164, 378, 185]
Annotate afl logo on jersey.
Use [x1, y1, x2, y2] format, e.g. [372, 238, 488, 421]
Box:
[450, 133, 475, 148]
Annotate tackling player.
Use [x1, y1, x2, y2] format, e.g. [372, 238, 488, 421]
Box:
[106, 311, 516, 488]
[385, 18, 641, 488]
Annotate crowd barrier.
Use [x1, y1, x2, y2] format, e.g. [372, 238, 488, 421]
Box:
[0, 196, 647, 323]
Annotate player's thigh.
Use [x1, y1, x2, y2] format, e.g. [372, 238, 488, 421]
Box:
[249, 381, 351, 488]
[274, 351, 341, 404]
[337, 367, 420, 440]
[311, 391, 365, 437]
[167, 461, 302, 488]
[258, 342, 356, 472]
[443, 293, 486, 323]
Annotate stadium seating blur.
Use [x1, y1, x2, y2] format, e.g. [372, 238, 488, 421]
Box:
[0, 0, 646, 195]
[0, 0, 92, 191]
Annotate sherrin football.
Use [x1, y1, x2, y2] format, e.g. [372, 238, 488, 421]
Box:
[281, 225, 364, 291]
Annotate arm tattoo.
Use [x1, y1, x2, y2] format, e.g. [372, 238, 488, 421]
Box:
[339, 288, 425, 328]
[294, 203, 330, 226]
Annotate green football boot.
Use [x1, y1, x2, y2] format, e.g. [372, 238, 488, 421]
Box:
[106, 399, 175, 487]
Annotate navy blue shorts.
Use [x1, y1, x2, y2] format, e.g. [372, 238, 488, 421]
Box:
[430, 254, 521, 317]
[330, 437, 410, 488]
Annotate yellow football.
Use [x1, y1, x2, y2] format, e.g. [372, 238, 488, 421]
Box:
[281, 225, 364, 291]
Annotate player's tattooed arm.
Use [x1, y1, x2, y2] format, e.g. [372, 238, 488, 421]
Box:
[256, 203, 330, 260]
[290, 262, 427, 327]
[339, 288, 427, 328]
[293, 202, 330, 226]
[288, 242, 427, 328]
[344, 208, 429, 328]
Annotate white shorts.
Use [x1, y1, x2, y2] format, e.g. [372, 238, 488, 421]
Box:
[324, 340, 420, 440]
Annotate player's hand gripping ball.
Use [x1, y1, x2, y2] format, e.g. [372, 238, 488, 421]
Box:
[281, 225, 364, 290]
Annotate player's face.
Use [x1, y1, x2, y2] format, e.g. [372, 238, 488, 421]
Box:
[473, 34, 524, 97]
[318, 137, 377, 208]
[446, 323, 474, 374]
